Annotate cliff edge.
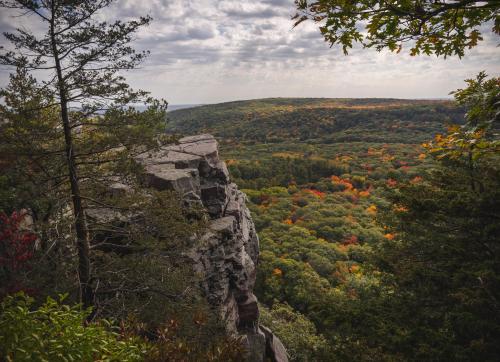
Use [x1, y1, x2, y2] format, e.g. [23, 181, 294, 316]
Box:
[136, 134, 288, 362]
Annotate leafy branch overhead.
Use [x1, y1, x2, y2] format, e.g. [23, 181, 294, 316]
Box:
[294, 0, 500, 56]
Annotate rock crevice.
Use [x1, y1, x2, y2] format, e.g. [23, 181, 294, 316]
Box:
[137, 134, 287, 362]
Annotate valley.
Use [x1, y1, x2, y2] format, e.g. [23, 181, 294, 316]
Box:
[167, 98, 469, 360]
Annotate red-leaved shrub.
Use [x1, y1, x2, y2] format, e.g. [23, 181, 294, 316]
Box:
[0, 211, 37, 297]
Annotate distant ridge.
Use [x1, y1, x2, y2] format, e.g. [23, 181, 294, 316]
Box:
[167, 104, 204, 112]
[166, 97, 464, 144]
[129, 104, 204, 112]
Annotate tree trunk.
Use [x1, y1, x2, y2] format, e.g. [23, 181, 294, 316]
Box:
[49, 6, 93, 308]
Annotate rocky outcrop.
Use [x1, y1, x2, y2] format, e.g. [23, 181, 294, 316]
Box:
[136, 134, 288, 362]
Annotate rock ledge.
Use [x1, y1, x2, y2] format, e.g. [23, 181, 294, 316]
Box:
[137, 134, 288, 362]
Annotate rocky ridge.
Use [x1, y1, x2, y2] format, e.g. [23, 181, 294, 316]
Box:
[136, 134, 288, 362]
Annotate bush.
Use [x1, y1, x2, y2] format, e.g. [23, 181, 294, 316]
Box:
[0, 211, 37, 298]
[0, 293, 149, 362]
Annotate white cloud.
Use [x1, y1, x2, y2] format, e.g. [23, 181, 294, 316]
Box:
[0, 0, 499, 104]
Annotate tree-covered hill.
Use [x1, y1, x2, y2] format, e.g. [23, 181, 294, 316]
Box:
[167, 98, 464, 144]
[166, 91, 499, 361]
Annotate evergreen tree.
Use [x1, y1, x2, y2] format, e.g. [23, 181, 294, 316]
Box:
[0, 0, 168, 308]
[376, 73, 500, 360]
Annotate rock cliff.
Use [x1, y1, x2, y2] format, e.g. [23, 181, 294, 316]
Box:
[136, 134, 288, 362]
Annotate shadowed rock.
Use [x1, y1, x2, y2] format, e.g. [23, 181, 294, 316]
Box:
[260, 325, 289, 362]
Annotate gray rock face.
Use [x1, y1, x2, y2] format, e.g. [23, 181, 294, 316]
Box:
[144, 164, 200, 195]
[260, 325, 289, 362]
[136, 135, 287, 362]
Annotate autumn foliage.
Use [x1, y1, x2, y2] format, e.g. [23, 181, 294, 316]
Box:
[0, 211, 37, 297]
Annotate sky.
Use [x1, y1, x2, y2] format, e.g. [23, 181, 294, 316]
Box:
[0, 0, 499, 105]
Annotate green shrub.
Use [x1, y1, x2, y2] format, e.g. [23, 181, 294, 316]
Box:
[0, 293, 149, 362]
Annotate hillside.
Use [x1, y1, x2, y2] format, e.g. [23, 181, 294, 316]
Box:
[167, 98, 464, 144]
[165, 97, 487, 361]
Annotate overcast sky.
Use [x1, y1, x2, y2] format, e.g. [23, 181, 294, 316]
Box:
[0, 0, 499, 104]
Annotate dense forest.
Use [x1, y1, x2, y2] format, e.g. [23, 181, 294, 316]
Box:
[168, 98, 464, 144]
[169, 88, 500, 361]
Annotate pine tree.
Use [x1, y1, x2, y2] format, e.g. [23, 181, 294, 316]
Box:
[376, 74, 500, 360]
[0, 0, 167, 308]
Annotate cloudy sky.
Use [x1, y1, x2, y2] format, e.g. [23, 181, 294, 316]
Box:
[1, 0, 499, 104]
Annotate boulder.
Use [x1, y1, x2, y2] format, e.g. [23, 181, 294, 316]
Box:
[143, 164, 200, 196]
